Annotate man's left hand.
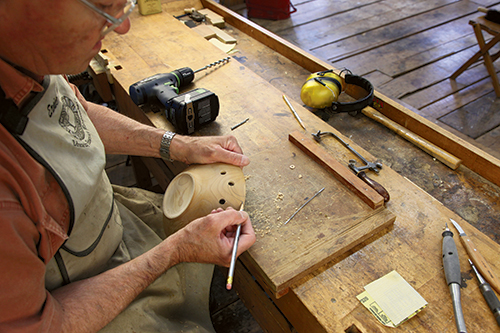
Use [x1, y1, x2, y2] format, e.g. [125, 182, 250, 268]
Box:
[170, 135, 250, 167]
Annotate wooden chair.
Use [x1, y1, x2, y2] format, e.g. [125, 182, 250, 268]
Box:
[451, 16, 500, 97]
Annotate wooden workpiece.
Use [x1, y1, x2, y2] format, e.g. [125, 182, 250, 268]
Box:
[98, 1, 500, 332]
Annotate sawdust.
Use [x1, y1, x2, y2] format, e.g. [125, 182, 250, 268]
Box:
[250, 190, 287, 239]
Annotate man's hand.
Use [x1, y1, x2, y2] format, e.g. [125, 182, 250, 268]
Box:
[170, 135, 250, 167]
[170, 207, 256, 267]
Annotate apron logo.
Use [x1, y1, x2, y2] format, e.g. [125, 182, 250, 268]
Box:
[59, 96, 92, 148]
[47, 97, 59, 117]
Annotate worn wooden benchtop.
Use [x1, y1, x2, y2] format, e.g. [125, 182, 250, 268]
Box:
[98, 1, 500, 332]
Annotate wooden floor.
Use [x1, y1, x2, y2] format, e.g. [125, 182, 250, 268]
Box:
[232, 0, 500, 161]
[103, 1, 500, 332]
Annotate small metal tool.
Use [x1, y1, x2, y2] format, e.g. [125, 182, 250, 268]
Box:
[312, 130, 389, 202]
[231, 117, 249, 131]
[312, 130, 382, 173]
[442, 223, 467, 333]
[284, 187, 325, 225]
[469, 259, 500, 327]
[194, 57, 230, 73]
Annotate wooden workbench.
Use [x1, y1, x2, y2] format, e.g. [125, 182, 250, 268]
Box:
[97, 1, 500, 332]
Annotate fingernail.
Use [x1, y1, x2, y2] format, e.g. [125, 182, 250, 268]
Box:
[240, 155, 250, 166]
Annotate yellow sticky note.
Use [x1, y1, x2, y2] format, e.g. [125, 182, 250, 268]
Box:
[358, 270, 427, 327]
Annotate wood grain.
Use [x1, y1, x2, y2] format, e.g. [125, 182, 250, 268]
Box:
[362, 108, 462, 169]
[288, 131, 384, 209]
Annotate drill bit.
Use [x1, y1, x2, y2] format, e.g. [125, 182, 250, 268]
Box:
[194, 57, 231, 73]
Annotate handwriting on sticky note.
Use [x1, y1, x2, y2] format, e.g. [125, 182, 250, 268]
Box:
[357, 270, 427, 327]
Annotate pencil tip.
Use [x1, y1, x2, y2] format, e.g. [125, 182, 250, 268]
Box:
[226, 283, 232, 290]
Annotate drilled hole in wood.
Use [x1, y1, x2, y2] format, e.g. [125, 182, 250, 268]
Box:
[228, 181, 235, 186]
[345, 324, 362, 333]
[220, 171, 227, 175]
[219, 199, 226, 205]
[114, 65, 122, 70]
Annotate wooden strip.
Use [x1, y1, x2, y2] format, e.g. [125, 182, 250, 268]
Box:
[373, 91, 500, 186]
[288, 131, 384, 209]
[198, 8, 225, 28]
[192, 24, 216, 39]
[362, 108, 462, 169]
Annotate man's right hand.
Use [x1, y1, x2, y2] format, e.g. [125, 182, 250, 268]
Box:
[169, 207, 256, 267]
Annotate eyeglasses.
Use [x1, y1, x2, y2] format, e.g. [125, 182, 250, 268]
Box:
[79, 0, 136, 36]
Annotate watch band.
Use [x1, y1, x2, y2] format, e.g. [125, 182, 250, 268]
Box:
[159, 131, 176, 162]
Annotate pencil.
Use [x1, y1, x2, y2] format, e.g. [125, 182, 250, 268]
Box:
[226, 203, 244, 290]
[283, 95, 306, 130]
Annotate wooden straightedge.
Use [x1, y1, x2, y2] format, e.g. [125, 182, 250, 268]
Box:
[289, 131, 384, 210]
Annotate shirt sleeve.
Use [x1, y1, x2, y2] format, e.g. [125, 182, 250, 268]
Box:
[0, 129, 67, 332]
[0, 196, 64, 332]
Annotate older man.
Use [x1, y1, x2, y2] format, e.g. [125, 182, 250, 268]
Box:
[0, 0, 256, 332]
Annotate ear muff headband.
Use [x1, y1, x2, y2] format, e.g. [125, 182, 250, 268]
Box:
[329, 74, 374, 113]
[312, 76, 343, 93]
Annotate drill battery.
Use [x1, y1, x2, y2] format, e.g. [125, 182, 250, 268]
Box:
[166, 88, 219, 135]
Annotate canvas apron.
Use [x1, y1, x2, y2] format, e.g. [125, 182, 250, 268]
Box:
[16, 75, 215, 332]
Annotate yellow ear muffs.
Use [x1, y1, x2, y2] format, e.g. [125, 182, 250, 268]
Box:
[300, 70, 345, 109]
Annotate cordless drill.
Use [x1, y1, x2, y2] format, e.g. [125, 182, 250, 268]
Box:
[129, 58, 229, 134]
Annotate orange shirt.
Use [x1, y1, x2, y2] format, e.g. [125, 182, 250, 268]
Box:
[0, 58, 88, 332]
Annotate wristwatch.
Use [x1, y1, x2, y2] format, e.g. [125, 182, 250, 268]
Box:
[159, 131, 176, 162]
